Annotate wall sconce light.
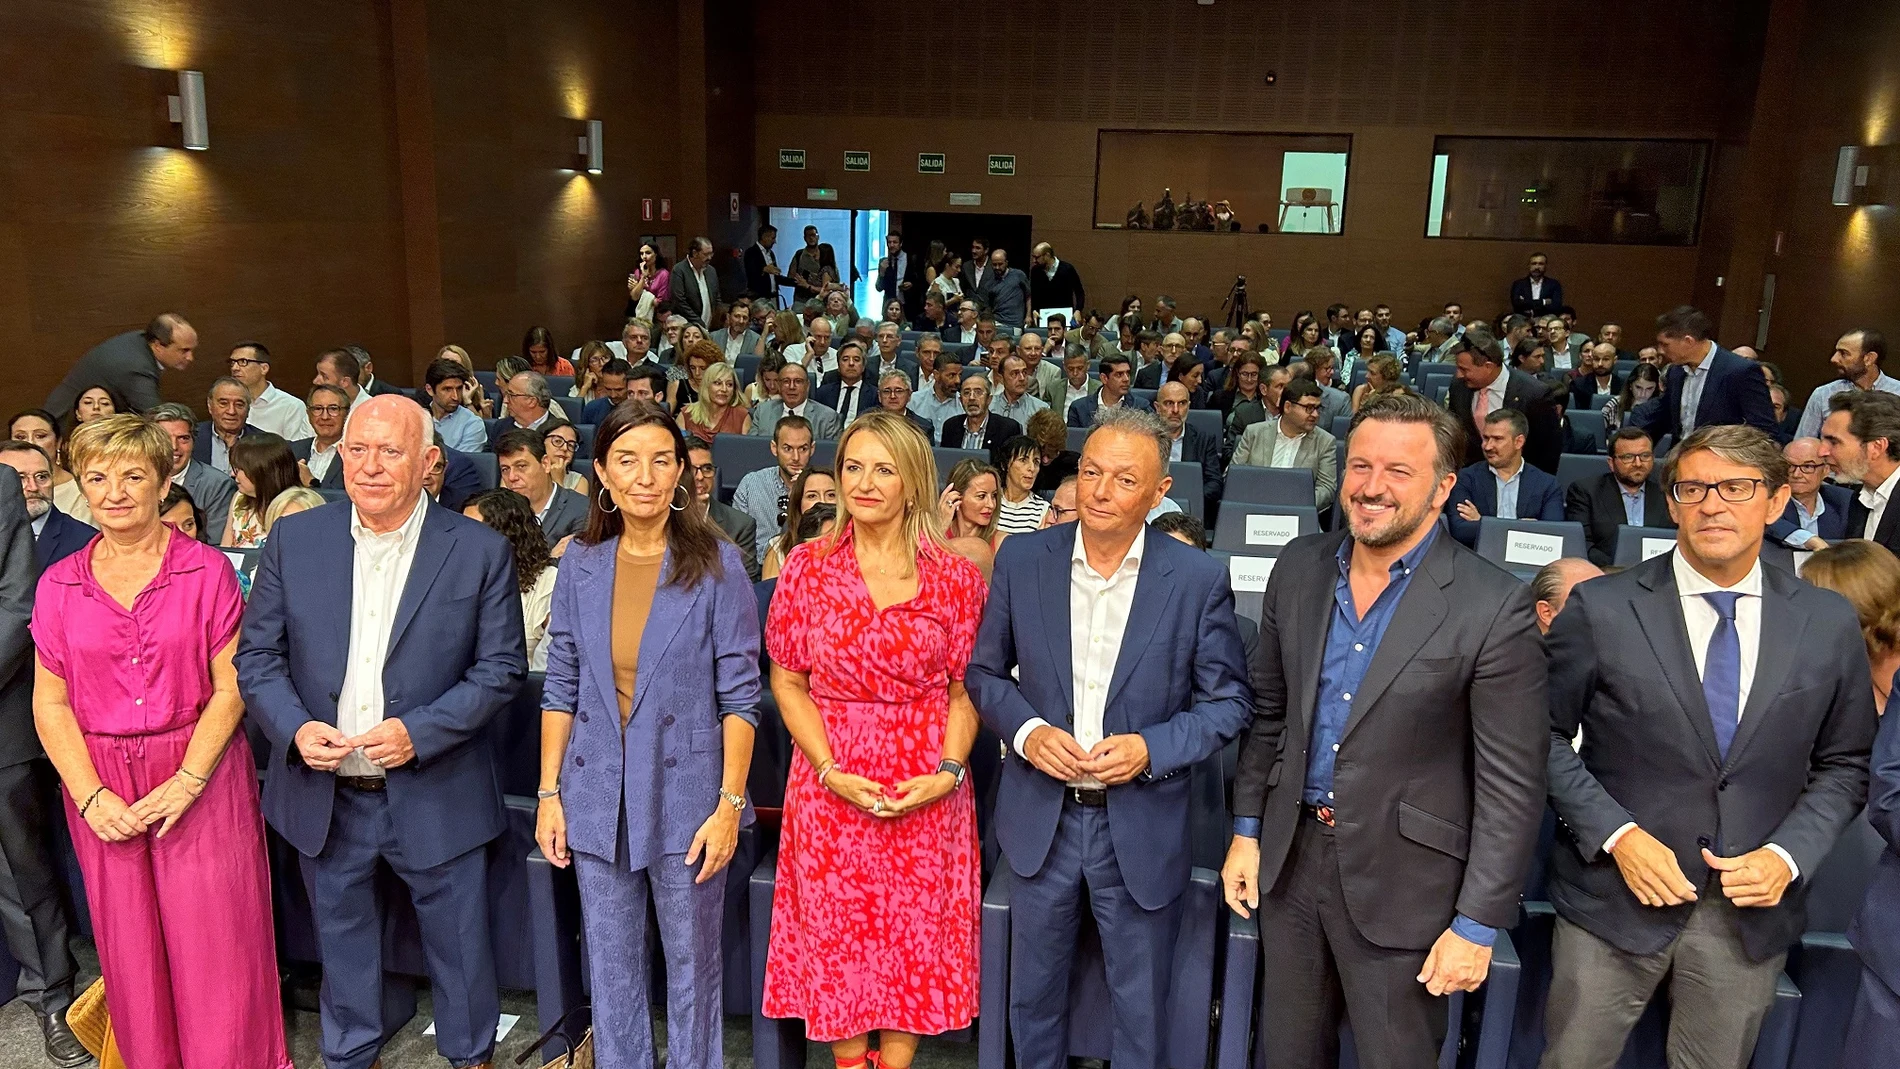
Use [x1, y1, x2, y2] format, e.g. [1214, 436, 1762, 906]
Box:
[578, 120, 603, 174]
[1834, 146, 1866, 206]
[1834, 145, 1896, 206]
[167, 71, 209, 151]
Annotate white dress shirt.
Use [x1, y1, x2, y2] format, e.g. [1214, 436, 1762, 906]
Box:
[1011, 528, 1147, 788]
[247, 383, 315, 441]
[307, 439, 341, 483]
[1602, 553, 1797, 877]
[1860, 465, 1900, 541]
[336, 494, 429, 778]
[1679, 341, 1718, 435]
[834, 379, 866, 423]
[1472, 373, 1508, 424]
[1270, 426, 1306, 469]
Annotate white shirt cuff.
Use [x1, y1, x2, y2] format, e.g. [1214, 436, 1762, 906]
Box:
[1603, 822, 1639, 854]
[1784, 528, 1817, 548]
[1764, 843, 1801, 881]
[1013, 717, 1050, 758]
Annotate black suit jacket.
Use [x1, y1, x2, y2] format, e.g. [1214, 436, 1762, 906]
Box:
[811, 378, 874, 423]
[1564, 473, 1673, 566]
[1845, 483, 1900, 557]
[707, 499, 760, 582]
[1768, 482, 1853, 547]
[193, 421, 261, 467]
[1134, 360, 1167, 391]
[1628, 345, 1782, 443]
[1510, 275, 1564, 317]
[1567, 373, 1625, 411]
[1545, 555, 1877, 959]
[669, 262, 720, 329]
[743, 245, 780, 301]
[289, 437, 346, 490]
[939, 414, 1022, 460]
[877, 252, 926, 319]
[1030, 260, 1085, 313]
[1233, 529, 1549, 948]
[1446, 368, 1564, 475]
[0, 469, 43, 768]
[36, 506, 94, 569]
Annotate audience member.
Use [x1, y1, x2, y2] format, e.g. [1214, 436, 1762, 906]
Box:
[1542, 315, 1583, 370]
[1848, 673, 1900, 1067]
[681, 358, 751, 442]
[978, 248, 1032, 328]
[745, 223, 782, 304]
[1792, 329, 1900, 439]
[1300, 349, 1353, 431]
[1801, 540, 1900, 713]
[1768, 437, 1851, 550]
[1567, 427, 1673, 566]
[761, 467, 836, 580]
[313, 347, 371, 414]
[940, 459, 1001, 548]
[541, 421, 590, 496]
[763, 406, 989, 1058]
[742, 353, 783, 411]
[1225, 392, 1548, 1068]
[349, 346, 404, 398]
[993, 436, 1051, 536]
[221, 433, 300, 549]
[991, 354, 1050, 427]
[1067, 353, 1153, 427]
[735, 416, 815, 560]
[263, 485, 323, 533]
[1016, 330, 1063, 401]
[1046, 348, 1098, 414]
[1444, 409, 1566, 547]
[683, 440, 760, 582]
[971, 405, 1249, 1069]
[1030, 242, 1085, 316]
[9, 410, 91, 524]
[496, 428, 588, 551]
[489, 370, 570, 446]
[1417, 316, 1461, 364]
[1229, 378, 1339, 514]
[1349, 352, 1405, 413]
[1820, 389, 1900, 557]
[866, 322, 912, 387]
[1448, 328, 1562, 473]
[149, 402, 237, 544]
[1568, 343, 1625, 410]
[461, 489, 559, 672]
[876, 369, 935, 438]
[813, 340, 873, 424]
[1532, 557, 1605, 634]
[785, 225, 838, 305]
[426, 357, 487, 453]
[239, 395, 525, 1069]
[1541, 424, 1875, 1069]
[228, 342, 314, 441]
[197, 377, 260, 474]
[34, 414, 290, 1068]
[908, 346, 965, 437]
[749, 362, 841, 440]
[291, 384, 350, 490]
[0, 441, 92, 567]
[570, 340, 613, 402]
[711, 301, 761, 363]
[665, 336, 716, 412]
[1026, 409, 1079, 496]
[46, 313, 195, 415]
[944, 374, 1021, 456]
[669, 237, 720, 330]
[1608, 362, 1663, 428]
[69, 387, 120, 425]
[1626, 306, 1781, 442]
[1155, 381, 1222, 512]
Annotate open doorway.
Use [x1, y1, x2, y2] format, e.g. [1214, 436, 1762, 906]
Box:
[760, 207, 896, 316]
[894, 211, 1034, 286]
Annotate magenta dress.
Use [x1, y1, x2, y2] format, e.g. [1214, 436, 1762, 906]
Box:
[30, 531, 290, 1069]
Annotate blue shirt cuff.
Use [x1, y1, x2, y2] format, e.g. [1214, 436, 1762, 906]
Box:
[1784, 528, 1816, 548]
[1232, 817, 1262, 838]
[1450, 914, 1497, 947]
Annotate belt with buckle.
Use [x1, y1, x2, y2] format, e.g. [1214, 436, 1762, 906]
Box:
[1067, 787, 1108, 808]
[337, 775, 388, 792]
[1304, 803, 1335, 827]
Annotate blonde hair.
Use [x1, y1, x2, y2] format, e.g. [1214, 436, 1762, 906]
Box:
[819, 410, 948, 572]
[436, 344, 472, 370]
[263, 486, 326, 533]
[1801, 540, 1900, 660]
[946, 458, 1001, 542]
[685, 361, 745, 428]
[66, 414, 172, 485]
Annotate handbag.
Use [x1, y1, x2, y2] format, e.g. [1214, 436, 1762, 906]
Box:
[67, 978, 127, 1069]
[515, 1005, 593, 1069]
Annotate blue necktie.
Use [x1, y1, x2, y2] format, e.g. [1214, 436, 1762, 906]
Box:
[1701, 592, 1742, 758]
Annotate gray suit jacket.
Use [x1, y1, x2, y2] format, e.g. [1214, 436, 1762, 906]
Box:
[1042, 375, 1100, 411]
[1228, 420, 1339, 512]
[46, 331, 163, 415]
[539, 486, 590, 549]
[747, 399, 842, 440]
[0, 469, 43, 768]
[1545, 554, 1877, 959]
[178, 460, 237, 547]
[708, 499, 761, 582]
[709, 328, 761, 359]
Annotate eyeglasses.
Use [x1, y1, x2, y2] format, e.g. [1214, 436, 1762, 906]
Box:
[308, 405, 346, 417]
[1289, 401, 1324, 414]
[1611, 451, 1654, 463]
[227, 357, 262, 369]
[692, 463, 717, 477]
[1788, 461, 1828, 473]
[878, 386, 908, 397]
[1670, 478, 1765, 505]
[1050, 504, 1078, 520]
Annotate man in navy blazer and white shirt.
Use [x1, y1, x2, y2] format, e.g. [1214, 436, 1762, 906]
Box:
[238, 396, 526, 1069]
[1627, 306, 1783, 444]
[1444, 408, 1565, 546]
[968, 406, 1251, 1069]
[0, 442, 93, 568]
[1541, 424, 1875, 1069]
[1766, 437, 1852, 550]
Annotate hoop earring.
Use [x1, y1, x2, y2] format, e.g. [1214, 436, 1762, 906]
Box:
[596, 486, 618, 513]
[670, 484, 689, 512]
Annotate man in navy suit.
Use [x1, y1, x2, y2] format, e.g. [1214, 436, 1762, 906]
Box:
[194, 377, 261, 472]
[968, 407, 1251, 1069]
[1819, 388, 1900, 559]
[1542, 424, 1875, 1069]
[0, 443, 93, 568]
[1066, 353, 1153, 428]
[1766, 437, 1852, 550]
[1627, 306, 1782, 443]
[238, 396, 526, 1069]
[1444, 409, 1565, 546]
[1510, 251, 1564, 317]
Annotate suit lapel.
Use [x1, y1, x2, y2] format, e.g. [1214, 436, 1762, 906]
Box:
[1104, 540, 1175, 715]
[388, 506, 456, 658]
[1630, 560, 1723, 768]
[1291, 535, 1346, 746]
[577, 542, 620, 714]
[1726, 566, 1804, 764]
[1339, 536, 1450, 744]
[1040, 531, 1076, 722]
[631, 549, 700, 716]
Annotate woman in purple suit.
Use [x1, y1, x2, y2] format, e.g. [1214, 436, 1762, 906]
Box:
[534, 400, 763, 1069]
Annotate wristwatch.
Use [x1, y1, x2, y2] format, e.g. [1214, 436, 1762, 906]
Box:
[937, 759, 967, 787]
[718, 788, 746, 812]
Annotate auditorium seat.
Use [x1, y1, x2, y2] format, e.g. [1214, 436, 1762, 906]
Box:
[1067, 427, 1089, 452]
[1212, 503, 1319, 556]
[1612, 526, 1679, 567]
[736, 354, 761, 388]
[1555, 454, 1610, 497]
[545, 375, 575, 396]
[714, 433, 774, 501]
[1130, 388, 1158, 407]
[476, 370, 497, 395]
[550, 396, 583, 424]
[1186, 408, 1221, 445]
[1787, 815, 1884, 1069]
[468, 451, 499, 491]
[1225, 465, 1317, 508]
[1169, 461, 1205, 520]
[934, 447, 988, 486]
[573, 423, 595, 460]
[1475, 518, 1587, 581]
[1208, 549, 1271, 628]
[1331, 414, 1352, 441]
[811, 439, 837, 470]
[1566, 410, 1607, 454]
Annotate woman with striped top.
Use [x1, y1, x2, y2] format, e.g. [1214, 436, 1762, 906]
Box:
[991, 436, 1049, 538]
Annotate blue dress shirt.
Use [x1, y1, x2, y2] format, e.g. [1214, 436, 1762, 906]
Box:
[1233, 525, 1496, 946]
[1621, 485, 1647, 530]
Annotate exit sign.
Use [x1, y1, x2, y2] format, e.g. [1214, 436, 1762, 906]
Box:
[844, 150, 871, 171]
[778, 148, 806, 169]
[918, 153, 946, 174]
[987, 154, 1016, 176]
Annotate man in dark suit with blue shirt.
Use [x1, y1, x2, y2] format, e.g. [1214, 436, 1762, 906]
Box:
[968, 406, 1250, 1069]
[1065, 353, 1153, 427]
[1222, 393, 1549, 1069]
[1444, 408, 1565, 546]
[1510, 252, 1564, 318]
[1766, 437, 1851, 550]
[0, 443, 93, 568]
[238, 395, 526, 1069]
[1627, 306, 1783, 444]
[1541, 424, 1875, 1069]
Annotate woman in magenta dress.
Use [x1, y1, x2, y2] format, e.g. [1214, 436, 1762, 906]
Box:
[29, 415, 290, 1069]
[763, 409, 986, 1068]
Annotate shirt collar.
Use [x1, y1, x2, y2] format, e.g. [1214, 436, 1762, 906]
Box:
[1492, 458, 1525, 482]
[1861, 464, 1900, 509]
[1622, 483, 1645, 499]
[1338, 522, 1438, 581]
[1691, 341, 1718, 373]
[350, 492, 428, 548]
[1072, 524, 1146, 581]
[31, 512, 47, 538]
[1672, 549, 1763, 599]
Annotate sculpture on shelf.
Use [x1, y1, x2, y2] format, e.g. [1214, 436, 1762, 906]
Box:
[1126, 201, 1148, 230]
[1152, 187, 1176, 230]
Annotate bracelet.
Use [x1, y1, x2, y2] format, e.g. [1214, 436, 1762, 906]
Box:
[718, 788, 745, 812]
[536, 786, 561, 800]
[816, 760, 839, 788]
[176, 767, 208, 787]
[78, 787, 106, 819]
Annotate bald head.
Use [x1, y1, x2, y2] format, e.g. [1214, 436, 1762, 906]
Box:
[342, 396, 438, 531]
[1784, 436, 1826, 497]
[1532, 557, 1603, 633]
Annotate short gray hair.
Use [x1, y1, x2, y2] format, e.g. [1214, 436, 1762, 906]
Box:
[511, 371, 553, 405]
[147, 402, 196, 426]
[1429, 316, 1457, 337]
[878, 369, 912, 388]
[207, 376, 247, 400]
[1087, 404, 1170, 469]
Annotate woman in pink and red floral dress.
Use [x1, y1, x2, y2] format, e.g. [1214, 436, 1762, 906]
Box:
[762, 410, 986, 1069]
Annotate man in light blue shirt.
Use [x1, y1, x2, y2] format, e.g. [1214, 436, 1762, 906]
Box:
[425, 357, 488, 453]
[907, 352, 966, 438]
[1795, 329, 1900, 439]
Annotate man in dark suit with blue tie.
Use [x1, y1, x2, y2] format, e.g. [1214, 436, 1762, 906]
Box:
[1443, 409, 1566, 546]
[1223, 394, 1549, 1069]
[238, 396, 526, 1069]
[1541, 424, 1876, 1069]
[1627, 306, 1783, 444]
[968, 407, 1251, 1069]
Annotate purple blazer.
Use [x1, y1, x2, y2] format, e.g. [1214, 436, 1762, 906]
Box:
[542, 536, 762, 870]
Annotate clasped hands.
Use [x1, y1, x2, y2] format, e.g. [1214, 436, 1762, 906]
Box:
[295, 719, 415, 772]
[821, 764, 958, 819]
[1609, 825, 1793, 909]
[84, 767, 209, 843]
[1022, 725, 1149, 785]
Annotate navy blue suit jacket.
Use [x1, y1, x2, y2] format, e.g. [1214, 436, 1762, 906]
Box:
[1767, 482, 1852, 546]
[966, 524, 1252, 910]
[236, 499, 527, 871]
[1443, 460, 1566, 547]
[1510, 275, 1564, 317]
[1629, 345, 1783, 443]
[192, 421, 260, 466]
[35, 507, 94, 569]
[1064, 392, 1153, 428]
[1853, 675, 1900, 990]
